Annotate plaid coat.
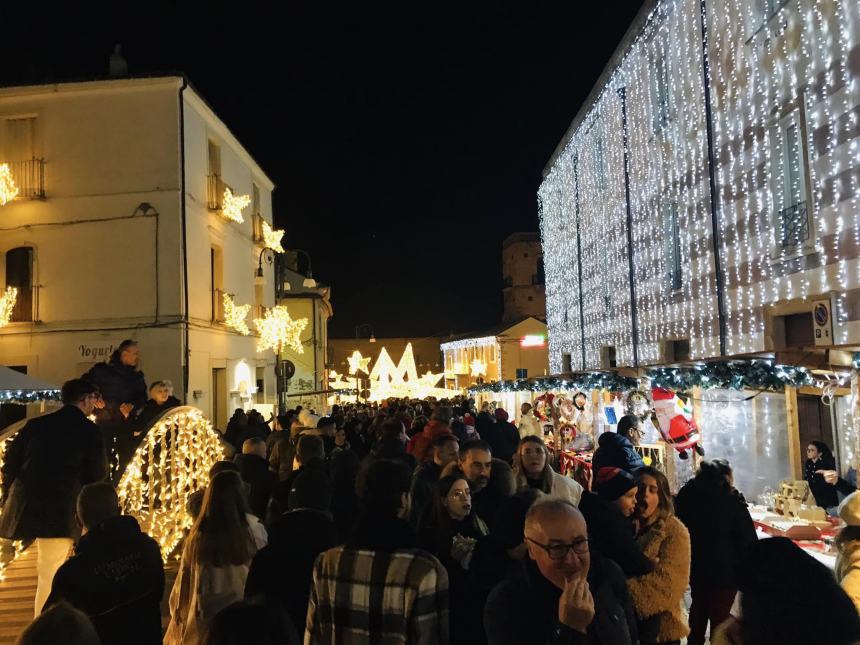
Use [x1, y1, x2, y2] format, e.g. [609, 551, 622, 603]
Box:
[305, 545, 449, 644]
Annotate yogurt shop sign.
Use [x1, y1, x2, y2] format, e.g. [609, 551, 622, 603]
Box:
[78, 341, 117, 362]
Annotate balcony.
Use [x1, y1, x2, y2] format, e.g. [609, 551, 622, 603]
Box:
[8, 285, 39, 323]
[252, 214, 265, 244]
[6, 159, 46, 200]
[778, 201, 809, 249]
[212, 288, 226, 323]
[207, 174, 230, 211]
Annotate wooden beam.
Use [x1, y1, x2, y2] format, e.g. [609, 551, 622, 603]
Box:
[785, 386, 802, 479]
[798, 385, 850, 397]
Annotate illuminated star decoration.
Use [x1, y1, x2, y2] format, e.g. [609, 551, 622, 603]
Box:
[221, 187, 251, 223]
[0, 286, 17, 327]
[261, 221, 285, 253]
[0, 164, 18, 205]
[222, 293, 250, 335]
[470, 358, 488, 377]
[254, 305, 308, 354]
[346, 350, 371, 375]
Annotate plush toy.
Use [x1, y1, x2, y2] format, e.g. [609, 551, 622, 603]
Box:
[534, 393, 555, 422]
[650, 387, 704, 460]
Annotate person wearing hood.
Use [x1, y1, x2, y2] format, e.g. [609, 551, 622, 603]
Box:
[407, 406, 455, 463]
[836, 491, 860, 613]
[591, 415, 645, 476]
[45, 483, 164, 645]
[245, 467, 338, 631]
[483, 408, 520, 465]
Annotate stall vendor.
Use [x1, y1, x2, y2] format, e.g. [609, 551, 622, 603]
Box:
[805, 441, 839, 511]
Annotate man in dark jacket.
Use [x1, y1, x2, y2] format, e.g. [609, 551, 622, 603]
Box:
[409, 434, 459, 529]
[0, 378, 107, 615]
[245, 467, 338, 630]
[485, 498, 637, 645]
[45, 482, 164, 645]
[236, 437, 279, 520]
[83, 340, 148, 479]
[482, 408, 520, 465]
[268, 435, 329, 524]
[590, 415, 645, 475]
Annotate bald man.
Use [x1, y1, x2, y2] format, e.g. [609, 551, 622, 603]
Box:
[484, 499, 637, 645]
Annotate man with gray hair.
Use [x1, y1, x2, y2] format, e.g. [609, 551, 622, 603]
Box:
[484, 498, 636, 644]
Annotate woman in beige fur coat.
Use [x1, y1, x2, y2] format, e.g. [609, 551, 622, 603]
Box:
[627, 466, 691, 645]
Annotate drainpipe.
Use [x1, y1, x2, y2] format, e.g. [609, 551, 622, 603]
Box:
[617, 86, 639, 366]
[179, 78, 191, 401]
[573, 157, 587, 370]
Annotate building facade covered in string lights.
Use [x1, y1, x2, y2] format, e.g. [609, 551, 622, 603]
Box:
[0, 76, 285, 432]
[531, 0, 860, 496]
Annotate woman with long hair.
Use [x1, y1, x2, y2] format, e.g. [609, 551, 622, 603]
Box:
[675, 459, 756, 645]
[627, 466, 690, 645]
[511, 435, 583, 506]
[805, 440, 840, 510]
[164, 471, 268, 644]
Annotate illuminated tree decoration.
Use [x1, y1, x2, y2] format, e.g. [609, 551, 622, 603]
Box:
[221, 187, 251, 223]
[343, 343, 459, 401]
[0, 164, 18, 205]
[0, 287, 17, 327]
[470, 358, 488, 377]
[346, 350, 371, 375]
[261, 221, 285, 253]
[222, 293, 251, 335]
[117, 407, 225, 559]
[254, 305, 308, 354]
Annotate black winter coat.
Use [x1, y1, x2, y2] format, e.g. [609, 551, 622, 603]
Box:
[485, 556, 637, 645]
[805, 455, 839, 509]
[675, 478, 757, 590]
[45, 515, 164, 645]
[83, 361, 147, 429]
[245, 509, 338, 630]
[236, 453, 279, 520]
[0, 406, 107, 540]
[131, 396, 181, 435]
[577, 492, 654, 577]
[591, 432, 645, 475]
[483, 421, 520, 465]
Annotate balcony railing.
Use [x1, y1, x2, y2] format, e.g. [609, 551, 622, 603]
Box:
[8, 285, 39, 323]
[778, 201, 809, 249]
[207, 174, 227, 211]
[7, 159, 46, 200]
[212, 288, 226, 323]
[253, 214, 265, 243]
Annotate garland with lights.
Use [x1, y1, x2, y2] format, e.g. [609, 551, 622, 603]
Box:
[0, 389, 61, 404]
[469, 360, 823, 395]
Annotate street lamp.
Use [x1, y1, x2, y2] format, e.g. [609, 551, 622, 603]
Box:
[288, 249, 317, 288]
[255, 248, 273, 284]
[355, 323, 376, 343]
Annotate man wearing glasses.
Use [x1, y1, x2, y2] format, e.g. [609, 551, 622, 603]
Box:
[484, 498, 636, 644]
[0, 379, 107, 616]
[591, 415, 646, 476]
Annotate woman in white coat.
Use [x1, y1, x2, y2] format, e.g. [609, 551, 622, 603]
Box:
[511, 435, 583, 506]
[164, 470, 267, 644]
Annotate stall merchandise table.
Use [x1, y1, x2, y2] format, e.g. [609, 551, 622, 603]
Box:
[747, 505, 838, 571]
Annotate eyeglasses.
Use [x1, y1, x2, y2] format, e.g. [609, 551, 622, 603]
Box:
[525, 536, 589, 560]
[448, 489, 471, 500]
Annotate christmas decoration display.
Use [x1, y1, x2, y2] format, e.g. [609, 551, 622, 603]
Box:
[537, 0, 860, 371]
[0, 287, 17, 328]
[254, 306, 308, 354]
[346, 350, 371, 375]
[221, 187, 251, 223]
[0, 389, 61, 404]
[625, 389, 651, 418]
[222, 293, 250, 336]
[470, 358, 487, 377]
[533, 393, 554, 421]
[651, 387, 704, 460]
[118, 407, 225, 559]
[0, 163, 18, 205]
[260, 221, 285, 253]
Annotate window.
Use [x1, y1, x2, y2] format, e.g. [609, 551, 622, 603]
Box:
[528, 296, 534, 302]
[516, 368, 528, 379]
[664, 339, 691, 363]
[562, 353, 572, 373]
[600, 346, 617, 369]
[6, 247, 33, 322]
[252, 182, 261, 216]
[651, 45, 671, 132]
[662, 203, 682, 291]
[207, 139, 221, 177]
[503, 275, 513, 288]
[3, 117, 35, 161]
[210, 246, 224, 322]
[769, 109, 811, 251]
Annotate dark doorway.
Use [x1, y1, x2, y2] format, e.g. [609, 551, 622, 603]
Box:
[5, 247, 33, 322]
[797, 393, 834, 456]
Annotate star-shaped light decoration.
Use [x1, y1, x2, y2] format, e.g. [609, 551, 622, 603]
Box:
[0, 164, 19, 206]
[0, 286, 17, 327]
[346, 350, 371, 375]
[261, 221, 285, 253]
[222, 187, 251, 223]
[254, 305, 308, 354]
[222, 293, 250, 335]
[470, 358, 487, 377]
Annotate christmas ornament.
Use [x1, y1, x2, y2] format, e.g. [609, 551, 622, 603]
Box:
[650, 387, 704, 460]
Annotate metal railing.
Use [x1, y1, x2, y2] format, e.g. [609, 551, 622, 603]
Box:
[778, 201, 809, 249]
[207, 174, 226, 211]
[253, 214, 265, 243]
[7, 159, 45, 200]
[212, 288, 226, 322]
[9, 285, 38, 323]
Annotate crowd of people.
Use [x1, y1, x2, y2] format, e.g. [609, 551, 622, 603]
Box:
[3, 366, 860, 643]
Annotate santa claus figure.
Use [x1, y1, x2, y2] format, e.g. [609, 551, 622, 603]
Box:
[650, 387, 704, 460]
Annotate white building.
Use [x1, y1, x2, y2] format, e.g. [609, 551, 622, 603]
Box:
[0, 76, 280, 431]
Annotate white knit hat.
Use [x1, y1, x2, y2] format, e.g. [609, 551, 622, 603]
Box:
[838, 490, 860, 526]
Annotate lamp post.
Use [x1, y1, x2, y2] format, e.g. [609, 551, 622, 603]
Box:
[354, 324, 376, 402]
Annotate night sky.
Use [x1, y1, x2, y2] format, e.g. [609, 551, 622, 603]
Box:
[0, 3, 643, 337]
